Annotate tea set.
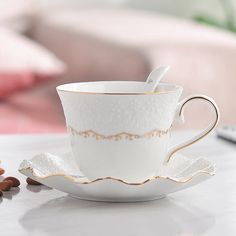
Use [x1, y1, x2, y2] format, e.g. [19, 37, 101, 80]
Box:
[19, 66, 219, 202]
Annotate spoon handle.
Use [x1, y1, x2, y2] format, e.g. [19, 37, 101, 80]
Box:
[145, 65, 170, 92]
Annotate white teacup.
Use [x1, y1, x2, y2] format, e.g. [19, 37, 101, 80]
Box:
[57, 81, 219, 182]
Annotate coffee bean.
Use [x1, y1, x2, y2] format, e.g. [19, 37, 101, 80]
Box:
[26, 177, 42, 185]
[0, 180, 13, 191]
[3, 177, 20, 187]
[0, 167, 5, 175]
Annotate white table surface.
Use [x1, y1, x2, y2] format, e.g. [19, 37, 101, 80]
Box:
[0, 132, 235, 236]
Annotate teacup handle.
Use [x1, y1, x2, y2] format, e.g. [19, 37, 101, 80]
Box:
[165, 94, 220, 163]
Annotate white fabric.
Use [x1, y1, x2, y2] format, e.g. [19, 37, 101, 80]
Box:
[0, 0, 33, 31]
[0, 27, 65, 73]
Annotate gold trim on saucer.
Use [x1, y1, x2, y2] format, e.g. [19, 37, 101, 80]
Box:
[68, 126, 169, 141]
[19, 165, 215, 186]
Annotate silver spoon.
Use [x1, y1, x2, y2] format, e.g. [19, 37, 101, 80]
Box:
[145, 65, 170, 92]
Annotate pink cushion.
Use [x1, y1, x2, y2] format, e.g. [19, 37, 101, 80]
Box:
[0, 27, 65, 98]
[31, 9, 236, 126]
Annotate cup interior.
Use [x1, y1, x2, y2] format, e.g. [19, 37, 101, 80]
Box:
[57, 81, 181, 94]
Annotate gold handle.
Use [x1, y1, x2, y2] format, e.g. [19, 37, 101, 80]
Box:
[165, 94, 220, 163]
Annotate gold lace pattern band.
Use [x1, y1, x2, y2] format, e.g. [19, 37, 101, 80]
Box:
[68, 126, 169, 141]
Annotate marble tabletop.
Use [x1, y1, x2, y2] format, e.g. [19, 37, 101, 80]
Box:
[0, 132, 236, 236]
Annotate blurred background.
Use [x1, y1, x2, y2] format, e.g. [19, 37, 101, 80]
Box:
[0, 0, 235, 133]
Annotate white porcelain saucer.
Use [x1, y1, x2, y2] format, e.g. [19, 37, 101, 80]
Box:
[18, 153, 215, 202]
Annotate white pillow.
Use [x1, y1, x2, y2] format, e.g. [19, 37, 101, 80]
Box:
[0, 0, 33, 31]
[0, 27, 65, 97]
